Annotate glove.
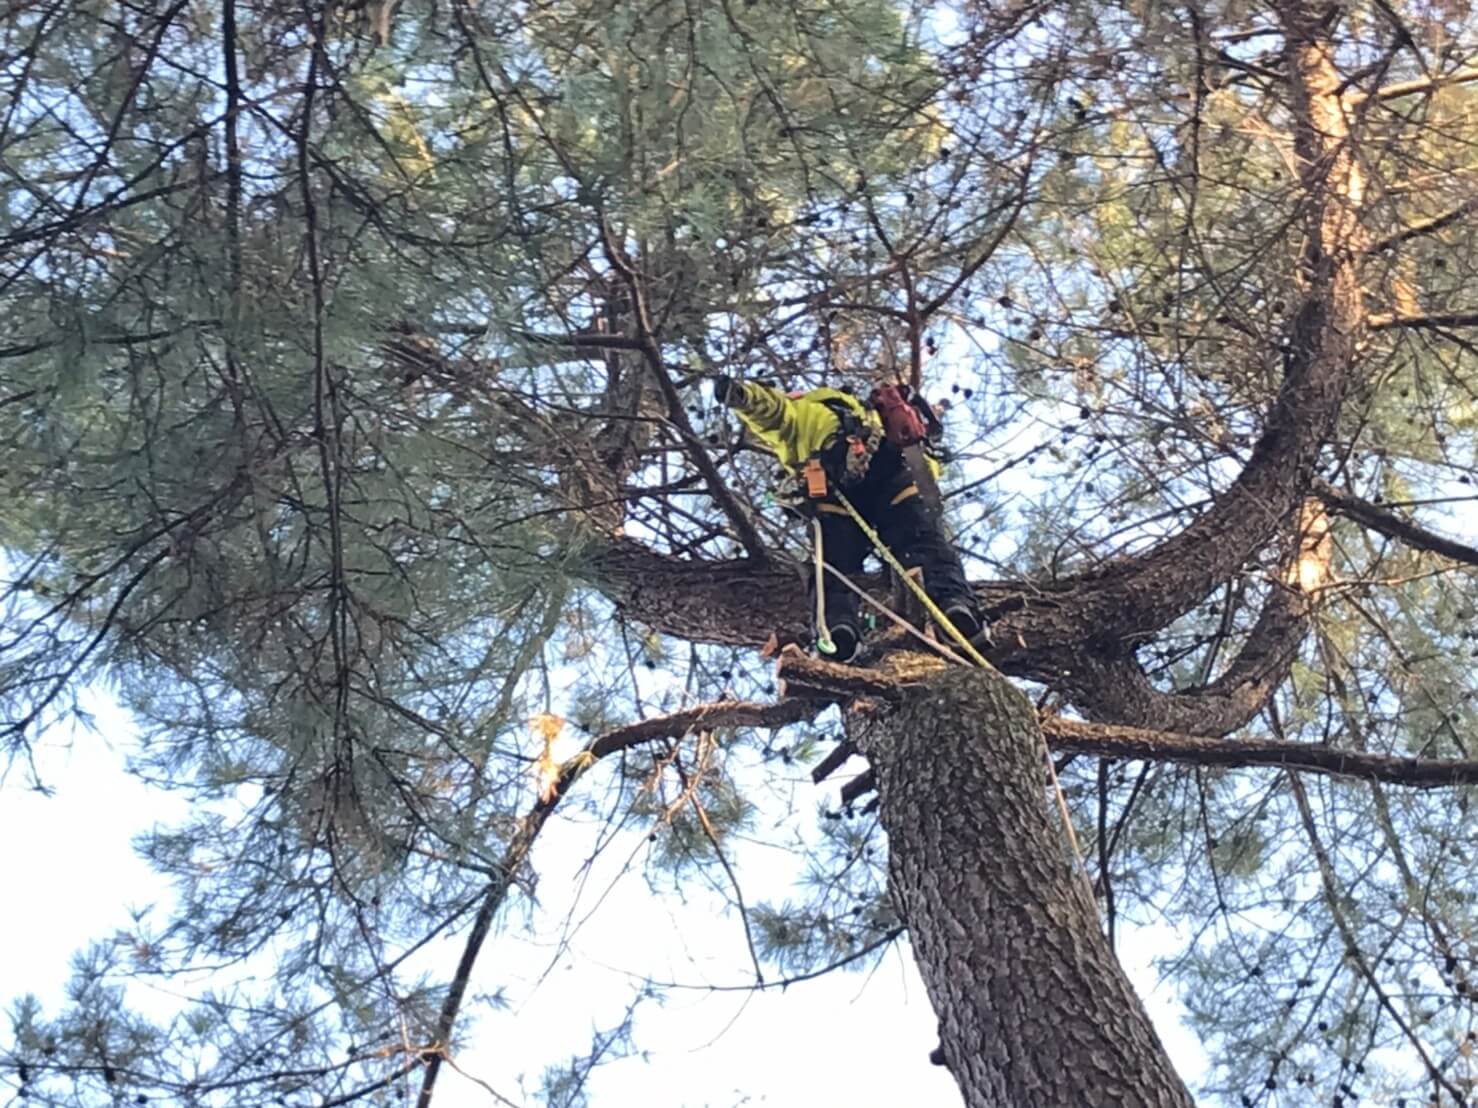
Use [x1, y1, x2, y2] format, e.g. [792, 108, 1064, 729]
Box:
[712, 375, 738, 407]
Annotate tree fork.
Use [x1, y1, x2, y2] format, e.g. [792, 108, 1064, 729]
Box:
[847, 655, 1194, 1107]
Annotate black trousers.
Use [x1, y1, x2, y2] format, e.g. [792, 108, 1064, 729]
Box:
[810, 445, 974, 634]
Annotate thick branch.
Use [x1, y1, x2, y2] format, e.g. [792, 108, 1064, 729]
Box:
[984, 6, 1368, 658]
[778, 652, 1478, 792]
[1059, 502, 1332, 734]
[586, 538, 803, 645]
[839, 708, 1478, 801]
[1042, 716, 1478, 789]
[1059, 602, 1297, 736]
[775, 646, 911, 702]
[1315, 478, 1478, 566]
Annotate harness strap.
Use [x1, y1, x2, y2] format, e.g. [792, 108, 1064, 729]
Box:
[818, 396, 867, 435]
[813, 397, 881, 487]
[889, 484, 920, 507]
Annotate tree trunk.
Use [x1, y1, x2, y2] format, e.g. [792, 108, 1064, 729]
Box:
[854, 661, 1194, 1107]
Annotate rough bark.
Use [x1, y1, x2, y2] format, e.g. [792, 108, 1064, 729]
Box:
[587, 537, 805, 645]
[590, 539, 1319, 738]
[853, 658, 1194, 1108]
[1060, 501, 1333, 734]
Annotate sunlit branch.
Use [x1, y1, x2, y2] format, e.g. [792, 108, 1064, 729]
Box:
[1348, 64, 1478, 105]
[1368, 309, 1478, 331]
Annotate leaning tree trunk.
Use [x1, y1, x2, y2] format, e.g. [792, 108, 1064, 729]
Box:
[853, 661, 1194, 1107]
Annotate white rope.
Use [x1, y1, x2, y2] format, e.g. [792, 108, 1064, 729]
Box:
[820, 562, 973, 668]
[811, 517, 835, 655]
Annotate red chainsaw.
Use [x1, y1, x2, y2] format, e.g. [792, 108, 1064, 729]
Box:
[868, 383, 945, 520]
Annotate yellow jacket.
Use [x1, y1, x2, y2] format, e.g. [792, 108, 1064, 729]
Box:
[728, 383, 878, 470]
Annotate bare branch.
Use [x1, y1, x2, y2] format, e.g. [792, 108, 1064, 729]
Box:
[1366, 195, 1478, 255]
[778, 645, 1478, 792]
[1314, 478, 1478, 567]
[415, 696, 818, 1108]
[595, 215, 771, 561]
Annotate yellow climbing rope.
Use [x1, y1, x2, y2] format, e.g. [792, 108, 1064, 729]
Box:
[832, 490, 992, 669]
[827, 490, 1092, 884]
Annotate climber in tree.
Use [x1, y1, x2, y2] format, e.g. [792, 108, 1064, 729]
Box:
[714, 375, 983, 663]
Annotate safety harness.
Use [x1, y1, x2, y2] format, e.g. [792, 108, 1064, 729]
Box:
[783, 386, 940, 520]
[783, 386, 1092, 891]
[816, 495, 1089, 890]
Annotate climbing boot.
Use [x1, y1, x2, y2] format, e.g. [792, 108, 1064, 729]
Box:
[942, 603, 981, 643]
[823, 622, 860, 664]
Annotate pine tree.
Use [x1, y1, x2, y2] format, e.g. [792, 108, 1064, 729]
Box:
[4, 0, 1478, 1104]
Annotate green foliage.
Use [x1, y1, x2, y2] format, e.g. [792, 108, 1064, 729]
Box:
[750, 815, 898, 975]
[5, 0, 1478, 1104]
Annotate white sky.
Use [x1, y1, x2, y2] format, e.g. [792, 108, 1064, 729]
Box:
[0, 689, 1209, 1107]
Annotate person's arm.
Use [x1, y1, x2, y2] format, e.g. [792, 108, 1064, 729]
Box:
[714, 377, 795, 435]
